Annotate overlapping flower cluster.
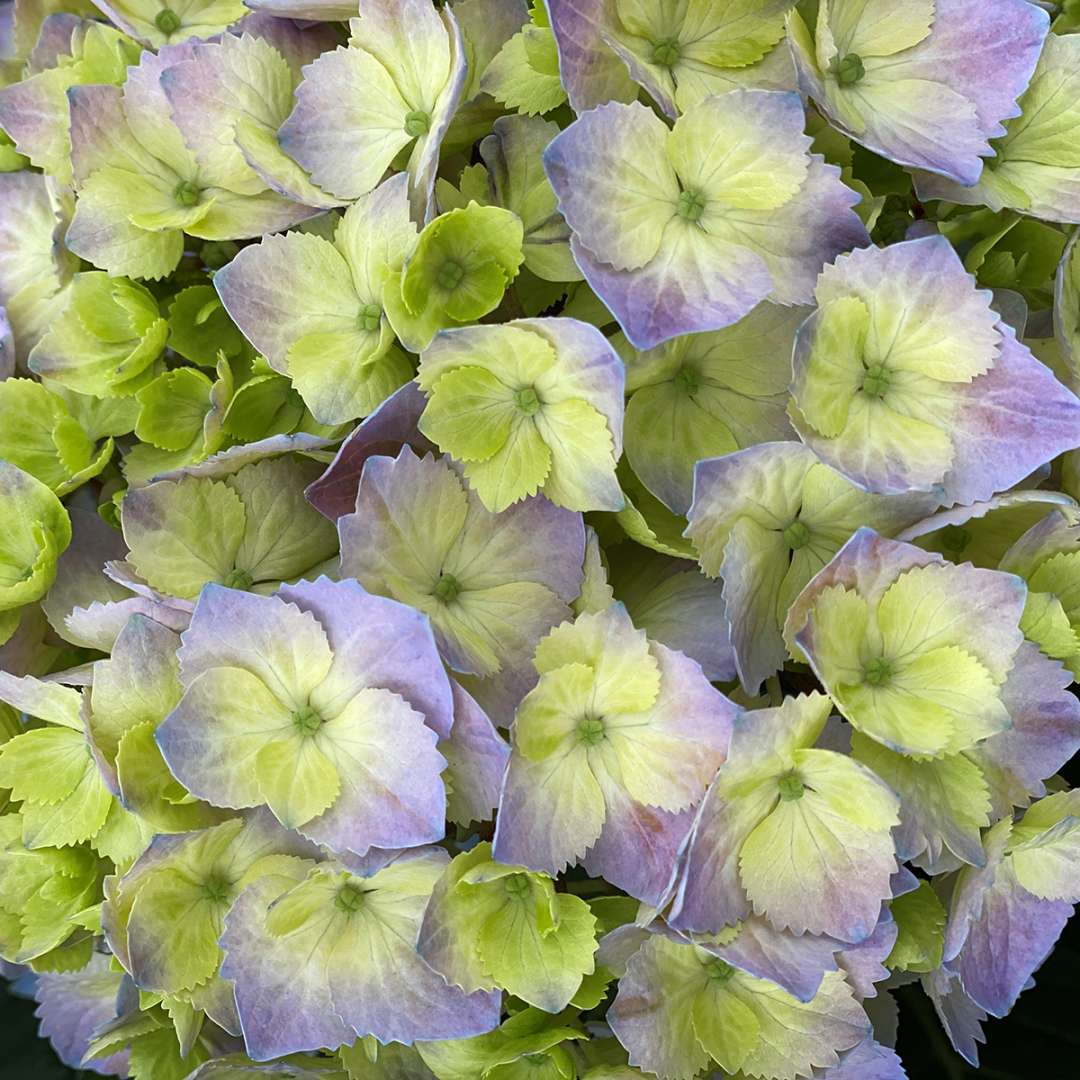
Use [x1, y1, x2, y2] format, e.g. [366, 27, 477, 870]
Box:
[3, 1, 1080, 1078]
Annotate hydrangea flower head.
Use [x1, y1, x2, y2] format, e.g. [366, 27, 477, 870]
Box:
[3, 0, 1080, 1072]
[28, 272, 167, 397]
[120, 455, 337, 600]
[102, 812, 314, 1012]
[942, 791, 1080, 1018]
[417, 841, 598, 1013]
[687, 440, 933, 693]
[620, 302, 805, 515]
[91, 0, 248, 48]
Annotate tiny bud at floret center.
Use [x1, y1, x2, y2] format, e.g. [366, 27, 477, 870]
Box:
[404, 110, 430, 137]
[863, 656, 894, 687]
[437, 259, 465, 290]
[861, 363, 890, 398]
[577, 716, 606, 746]
[335, 883, 365, 914]
[292, 705, 323, 736]
[433, 572, 462, 602]
[778, 772, 805, 801]
[202, 874, 232, 905]
[783, 521, 811, 550]
[174, 180, 200, 207]
[222, 568, 253, 590]
[514, 386, 540, 415]
[504, 873, 531, 899]
[155, 8, 182, 33]
[650, 37, 681, 67]
[704, 957, 736, 983]
[831, 52, 865, 85]
[358, 302, 381, 332]
[676, 189, 707, 222]
[673, 366, 700, 395]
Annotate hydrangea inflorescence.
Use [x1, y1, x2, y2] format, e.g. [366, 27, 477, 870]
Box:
[5, 2, 1080, 1078]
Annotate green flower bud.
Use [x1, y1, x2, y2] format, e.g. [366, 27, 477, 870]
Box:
[650, 37, 681, 67]
[676, 189, 707, 222]
[513, 386, 541, 415]
[830, 52, 865, 86]
[155, 8, 182, 34]
[404, 110, 431, 137]
[783, 521, 811, 550]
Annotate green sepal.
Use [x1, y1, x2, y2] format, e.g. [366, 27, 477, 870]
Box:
[167, 285, 250, 367]
[0, 379, 113, 495]
[29, 273, 168, 398]
[418, 1006, 586, 1080]
[0, 462, 72, 613]
[222, 374, 305, 442]
[135, 368, 216, 452]
[389, 204, 524, 350]
[886, 880, 946, 973]
[608, 460, 695, 559]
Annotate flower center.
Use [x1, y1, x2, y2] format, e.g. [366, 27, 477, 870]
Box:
[513, 386, 541, 415]
[202, 874, 232, 905]
[830, 52, 865, 85]
[778, 772, 805, 801]
[650, 37, 681, 67]
[155, 8, 181, 34]
[676, 189, 707, 222]
[174, 180, 200, 207]
[403, 110, 430, 137]
[504, 873, 531, 899]
[673, 366, 700, 395]
[783, 521, 811, 550]
[437, 259, 465, 290]
[863, 656, 894, 687]
[292, 705, 323, 736]
[704, 957, 736, 983]
[358, 302, 381, 332]
[335, 883, 366, 914]
[222, 568, 253, 590]
[433, 572, 462, 602]
[861, 363, 891, 398]
[577, 716, 606, 746]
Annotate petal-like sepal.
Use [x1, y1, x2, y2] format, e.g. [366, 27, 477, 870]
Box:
[791, 0, 1047, 184]
[545, 91, 868, 349]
